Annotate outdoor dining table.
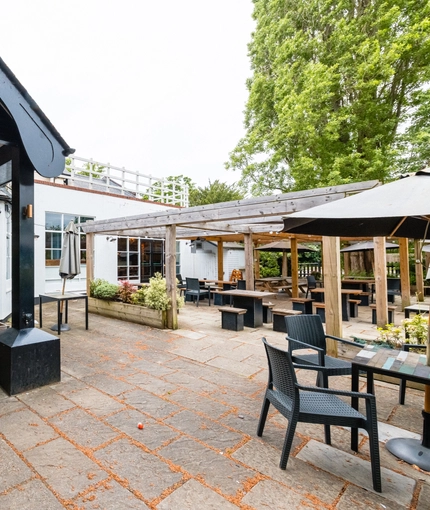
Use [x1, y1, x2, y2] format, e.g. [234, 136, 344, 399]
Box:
[310, 288, 363, 321]
[351, 345, 430, 471]
[218, 289, 275, 328]
[254, 277, 307, 295]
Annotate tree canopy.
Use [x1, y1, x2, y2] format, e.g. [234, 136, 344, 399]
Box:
[189, 179, 245, 206]
[227, 0, 430, 194]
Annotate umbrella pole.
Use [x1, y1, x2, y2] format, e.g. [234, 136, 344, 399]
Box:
[60, 278, 66, 314]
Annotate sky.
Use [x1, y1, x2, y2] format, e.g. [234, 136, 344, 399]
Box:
[1, 0, 255, 187]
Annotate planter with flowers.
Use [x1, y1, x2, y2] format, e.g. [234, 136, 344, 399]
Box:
[375, 313, 428, 349]
[88, 274, 184, 329]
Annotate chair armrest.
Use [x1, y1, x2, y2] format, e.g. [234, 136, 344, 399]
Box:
[286, 336, 324, 353]
[295, 380, 376, 401]
[325, 335, 364, 349]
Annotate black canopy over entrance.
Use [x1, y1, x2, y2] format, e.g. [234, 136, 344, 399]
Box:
[0, 57, 74, 394]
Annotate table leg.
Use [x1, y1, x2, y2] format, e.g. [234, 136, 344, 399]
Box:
[57, 301, 61, 336]
[341, 294, 349, 321]
[39, 296, 43, 328]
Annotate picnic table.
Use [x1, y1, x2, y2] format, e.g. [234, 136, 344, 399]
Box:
[218, 289, 275, 328]
[254, 277, 307, 295]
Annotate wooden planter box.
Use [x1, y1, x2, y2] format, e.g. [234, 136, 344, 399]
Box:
[88, 298, 167, 329]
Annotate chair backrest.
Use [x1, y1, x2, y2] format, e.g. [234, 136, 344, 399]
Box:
[186, 277, 200, 291]
[237, 279, 246, 290]
[262, 338, 297, 400]
[176, 274, 184, 285]
[306, 275, 317, 289]
[285, 314, 327, 353]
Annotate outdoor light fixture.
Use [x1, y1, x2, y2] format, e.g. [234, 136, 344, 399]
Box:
[23, 204, 33, 218]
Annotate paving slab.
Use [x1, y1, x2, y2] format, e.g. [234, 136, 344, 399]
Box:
[94, 438, 182, 500]
[156, 478, 239, 509]
[0, 478, 65, 510]
[24, 437, 107, 500]
[0, 438, 33, 492]
[73, 479, 151, 509]
[159, 436, 255, 496]
[0, 408, 58, 451]
[297, 439, 415, 507]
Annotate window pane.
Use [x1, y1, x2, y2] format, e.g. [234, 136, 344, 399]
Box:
[118, 237, 127, 251]
[129, 266, 138, 277]
[118, 267, 128, 277]
[63, 214, 76, 226]
[129, 253, 138, 265]
[129, 238, 138, 251]
[45, 212, 62, 230]
[118, 252, 127, 266]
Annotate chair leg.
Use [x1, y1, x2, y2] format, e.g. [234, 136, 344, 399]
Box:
[324, 424, 331, 445]
[280, 419, 298, 469]
[257, 398, 271, 437]
[367, 424, 382, 492]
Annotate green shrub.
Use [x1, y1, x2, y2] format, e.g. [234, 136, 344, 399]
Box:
[92, 282, 119, 301]
[131, 287, 147, 305]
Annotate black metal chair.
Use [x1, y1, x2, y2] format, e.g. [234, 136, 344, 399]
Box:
[285, 314, 363, 390]
[185, 277, 211, 306]
[305, 275, 320, 298]
[236, 279, 246, 290]
[257, 338, 382, 493]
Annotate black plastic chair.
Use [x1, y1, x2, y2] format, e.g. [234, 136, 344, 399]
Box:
[257, 338, 382, 492]
[237, 279, 246, 290]
[185, 277, 211, 306]
[176, 274, 187, 297]
[305, 275, 321, 298]
[285, 314, 363, 390]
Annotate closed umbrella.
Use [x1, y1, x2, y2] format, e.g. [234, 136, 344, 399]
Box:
[51, 220, 81, 331]
[282, 170, 430, 470]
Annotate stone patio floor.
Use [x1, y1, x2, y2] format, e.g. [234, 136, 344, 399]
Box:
[1, 294, 430, 509]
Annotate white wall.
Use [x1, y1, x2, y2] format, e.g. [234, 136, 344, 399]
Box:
[0, 201, 12, 320]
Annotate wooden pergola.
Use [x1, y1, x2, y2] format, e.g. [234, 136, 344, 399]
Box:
[83, 180, 406, 333]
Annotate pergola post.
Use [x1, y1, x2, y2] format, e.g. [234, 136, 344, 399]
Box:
[374, 237, 388, 327]
[243, 234, 254, 290]
[165, 225, 178, 329]
[398, 238, 410, 310]
[217, 241, 224, 281]
[322, 236, 342, 355]
[291, 237, 299, 298]
[415, 240, 424, 302]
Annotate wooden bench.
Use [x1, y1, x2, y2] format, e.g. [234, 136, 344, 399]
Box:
[290, 297, 314, 315]
[272, 308, 302, 333]
[313, 302, 326, 323]
[348, 299, 362, 318]
[218, 307, 247, 331]
[369, 304, 396, 325]
[262, 302, 274, 324]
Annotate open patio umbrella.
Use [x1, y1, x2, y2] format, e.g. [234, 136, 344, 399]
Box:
[255, 240, 318, 252]
[340, 241, 399, 252]
[51, 220, 81, 332]
[282, 169, 430, 470]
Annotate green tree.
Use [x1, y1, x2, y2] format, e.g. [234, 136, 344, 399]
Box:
[227, 0, 430, 194]
[189, 180, 245, 206]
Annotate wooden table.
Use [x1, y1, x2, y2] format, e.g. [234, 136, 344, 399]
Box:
[310, 288, 362, 321]
[342, 279, 375, 305]
[254, 277, 307, 295]
[39, 292, 88, 335]
[351, 345, 430, 471]
[218, 289, 275, 328]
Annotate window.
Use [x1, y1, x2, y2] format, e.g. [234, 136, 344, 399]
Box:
[117, 237, 165, 282]
[45, 213, 94, 266]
